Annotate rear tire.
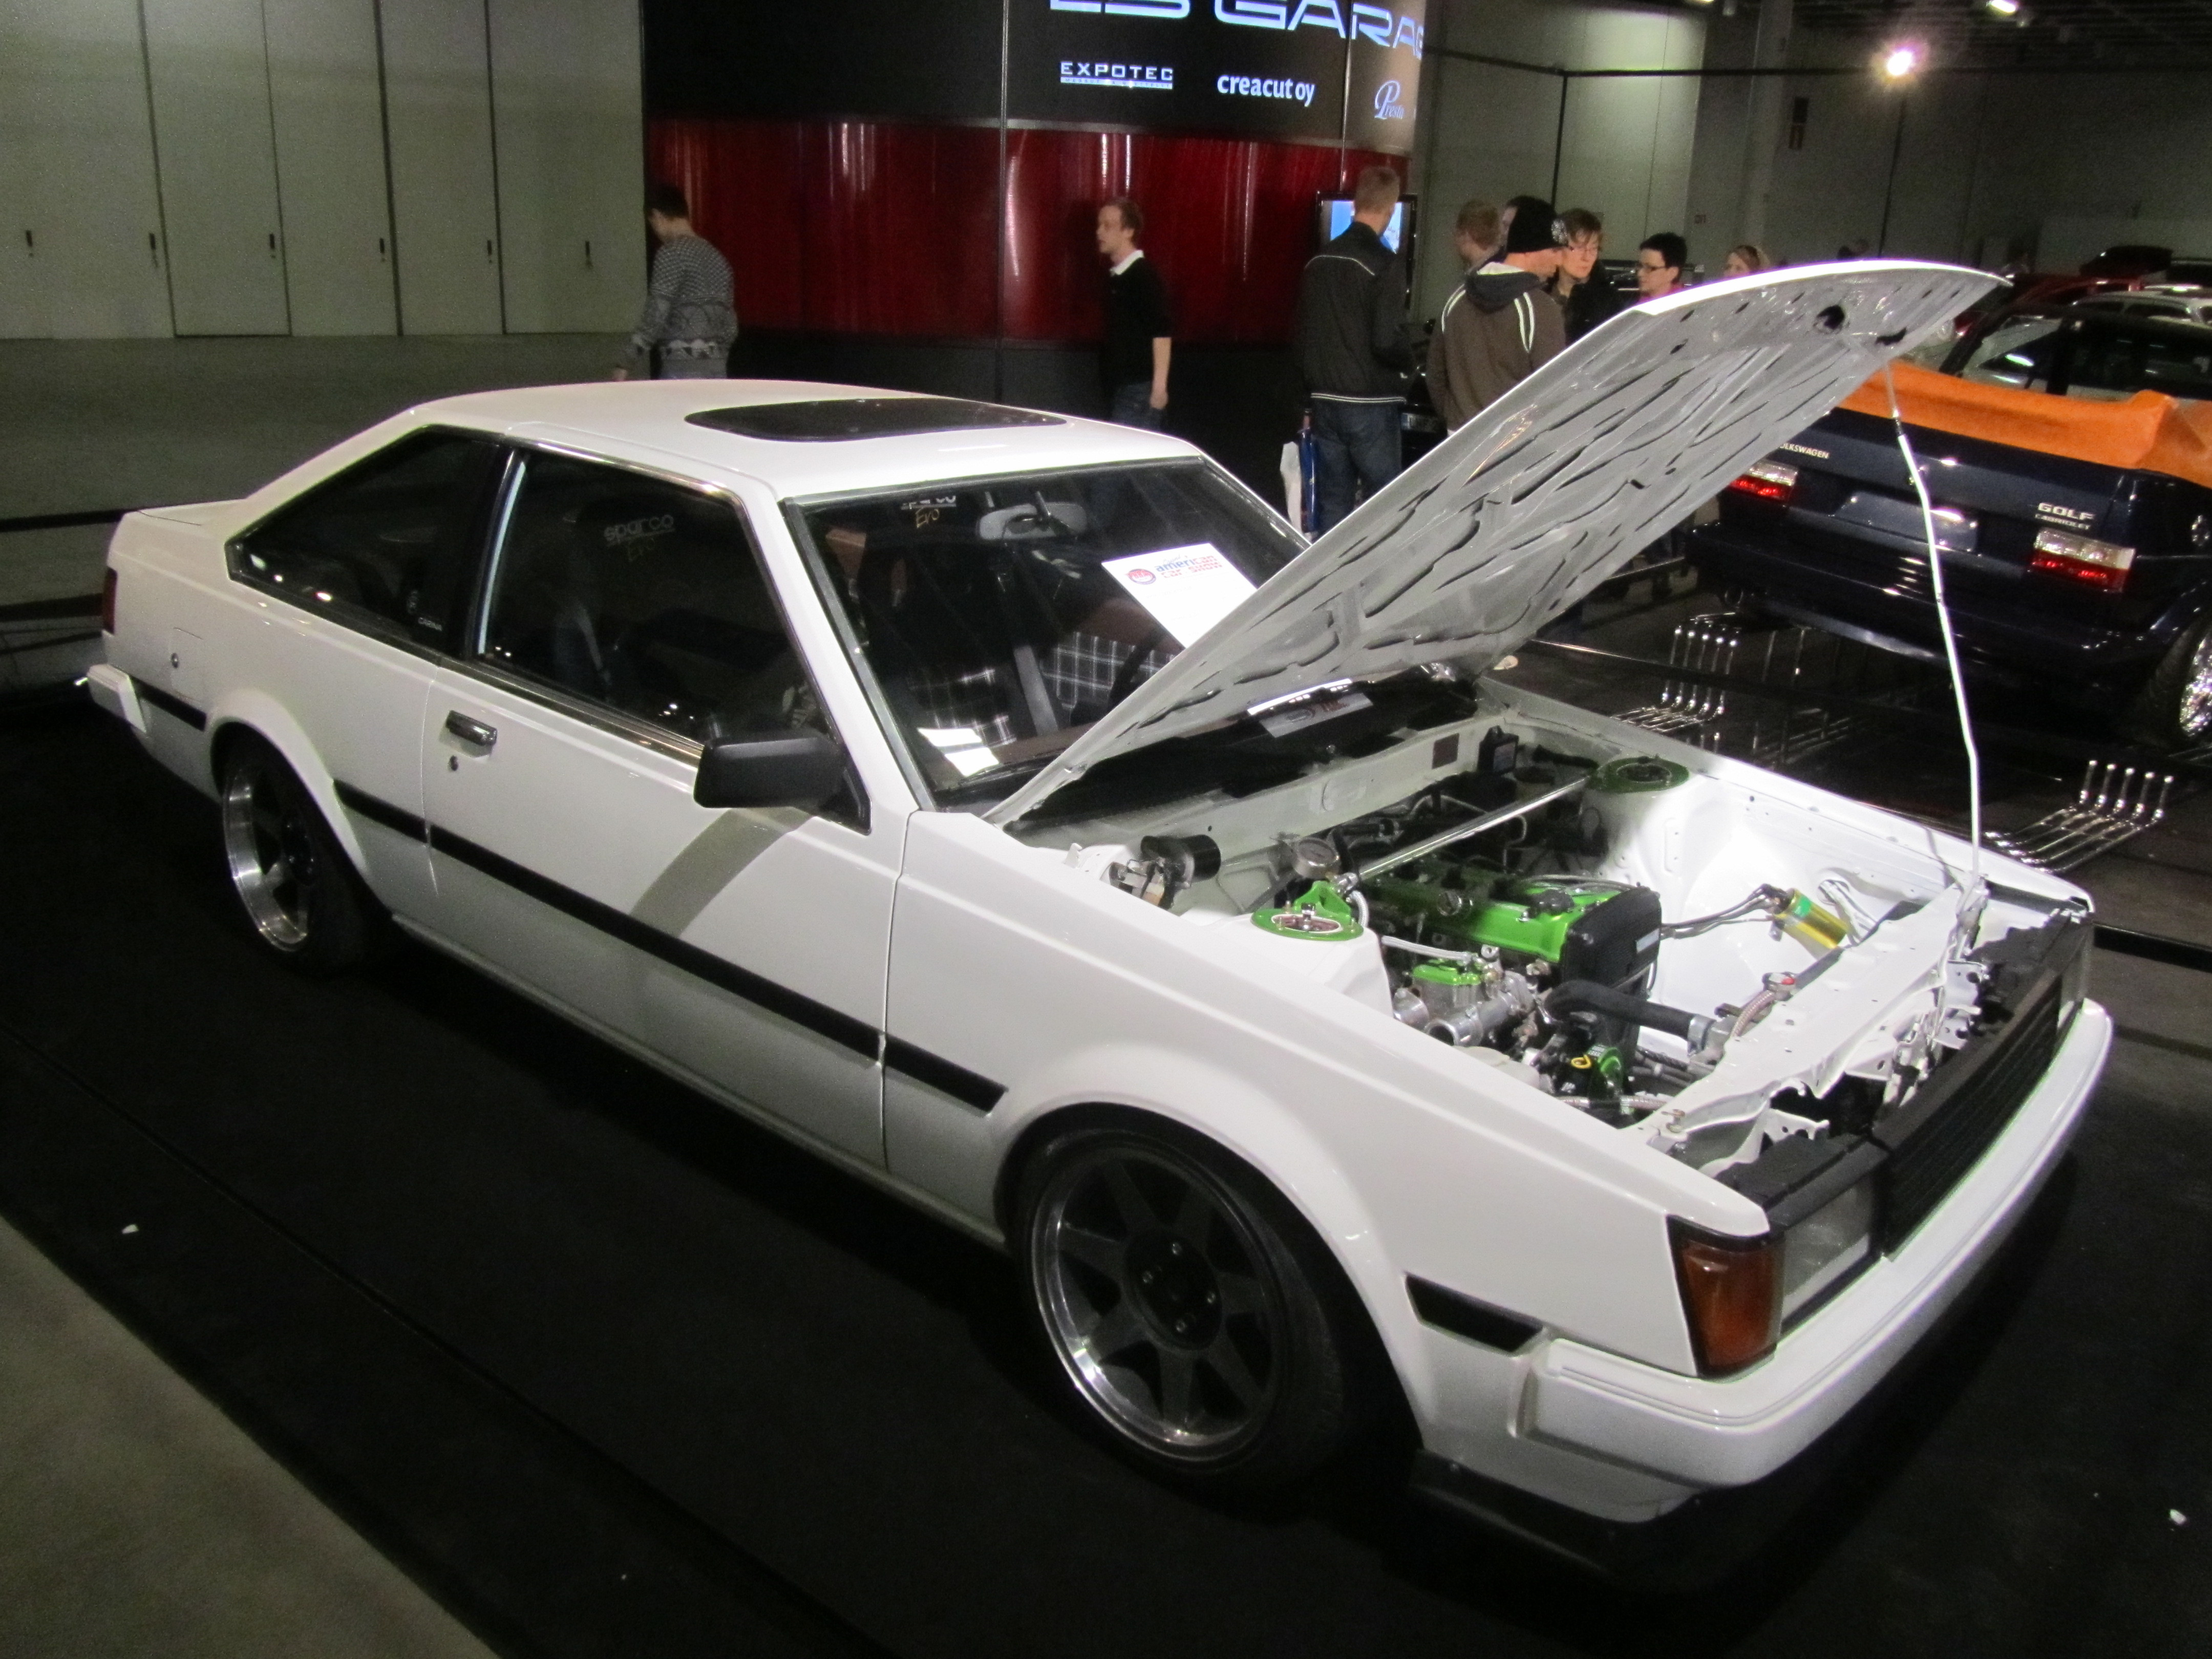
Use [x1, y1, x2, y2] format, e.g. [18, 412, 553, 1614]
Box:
[1014, 1114, 1366, 1495]
[218, 735, 384, 974]
[2122, 615, 2212, 750]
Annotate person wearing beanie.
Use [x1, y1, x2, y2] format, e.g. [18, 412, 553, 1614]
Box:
[1429, 195, 1568, 430]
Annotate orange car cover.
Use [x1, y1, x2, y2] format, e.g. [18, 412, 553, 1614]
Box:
[1836, 360, 2212, 490]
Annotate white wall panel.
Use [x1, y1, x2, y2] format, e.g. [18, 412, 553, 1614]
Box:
[142, 0, 290, 334]
[378, 0, 502, 334]
[0, 23, 46, 339]
[1, 0, 174, 337]
[265, 0, 398, 334]
[488, 0, 643, 333]
[1413, 0, 1705, 321]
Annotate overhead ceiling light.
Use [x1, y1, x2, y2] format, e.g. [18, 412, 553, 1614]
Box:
[1985, 0, 2019, 14]
[1879, 40, 1925, 79]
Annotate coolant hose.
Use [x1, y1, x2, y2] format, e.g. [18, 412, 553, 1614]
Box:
[1545, 980, 1700, 1041]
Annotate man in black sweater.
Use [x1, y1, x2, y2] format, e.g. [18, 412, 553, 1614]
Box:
[1096, 198, 1172, 429]
[1294, 166, 1413, 531]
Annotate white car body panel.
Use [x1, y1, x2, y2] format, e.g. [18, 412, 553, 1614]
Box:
[93, 270, 2109, 1533]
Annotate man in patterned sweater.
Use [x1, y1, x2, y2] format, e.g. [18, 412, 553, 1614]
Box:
[614, 184, 737, 381]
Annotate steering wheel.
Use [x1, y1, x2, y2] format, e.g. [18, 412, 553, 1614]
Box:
[1105, 622, 1171, 711]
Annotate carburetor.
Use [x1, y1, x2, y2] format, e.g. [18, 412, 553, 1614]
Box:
[1393, 956, 1540, 1049]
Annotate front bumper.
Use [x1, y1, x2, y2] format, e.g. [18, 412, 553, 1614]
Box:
[1523, 999, 2109, 1491]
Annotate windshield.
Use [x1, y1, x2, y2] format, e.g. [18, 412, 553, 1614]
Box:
[793, 461, 1308, 805]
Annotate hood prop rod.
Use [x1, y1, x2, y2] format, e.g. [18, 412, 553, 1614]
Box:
[1337, 773, 1590, 894]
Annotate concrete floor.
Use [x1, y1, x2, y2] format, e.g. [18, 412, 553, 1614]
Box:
[0, 1215, 493, 1659]
[0, 334, 624, 1658]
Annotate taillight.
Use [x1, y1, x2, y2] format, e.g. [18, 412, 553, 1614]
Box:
[1670, 1219, 1781, 1375]
[100, 567, 118, 634]
[1726, 460, 1798, 504]
[2029, 528, 2134, 593]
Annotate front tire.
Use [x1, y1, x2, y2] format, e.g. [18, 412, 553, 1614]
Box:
[2123, 615, 2212, 750]
[1015, 1116, 1363, 1494]
[218, 735, 383, 974]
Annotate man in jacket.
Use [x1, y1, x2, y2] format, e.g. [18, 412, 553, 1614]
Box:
[1294, 166, 1413, 532]
[1429, 195, 1568, 430]
[1555, 207, 1624, 343]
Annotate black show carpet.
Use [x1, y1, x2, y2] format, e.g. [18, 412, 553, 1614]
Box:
[3, 697, 2210, 1657]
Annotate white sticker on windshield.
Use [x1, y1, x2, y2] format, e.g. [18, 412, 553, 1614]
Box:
[1102, 543, 1256, 647]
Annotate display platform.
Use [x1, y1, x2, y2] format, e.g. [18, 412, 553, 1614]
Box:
[3, 698, 2210, 1655]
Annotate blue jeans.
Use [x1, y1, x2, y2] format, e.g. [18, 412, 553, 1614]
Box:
[1110, 381, 1163, 430]
[1310, 399, 1402, 533]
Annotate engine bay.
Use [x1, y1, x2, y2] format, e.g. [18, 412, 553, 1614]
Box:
[1047, 700, 2086, 1179]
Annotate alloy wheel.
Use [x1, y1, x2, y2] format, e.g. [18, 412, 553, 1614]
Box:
[2180, 628, 2212, 739]
[1029, 1139, 1285, 1461]
[221, 753, 318, 951]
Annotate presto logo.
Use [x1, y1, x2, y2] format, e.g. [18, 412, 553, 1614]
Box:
[1372, 77, 1405, 118]
[1049, 1, 1426, 58]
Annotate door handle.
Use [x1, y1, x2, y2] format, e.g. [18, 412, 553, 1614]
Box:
[444, 711, 497, 750]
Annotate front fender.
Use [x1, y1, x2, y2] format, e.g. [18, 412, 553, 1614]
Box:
[991, 1041, 1440, 1418]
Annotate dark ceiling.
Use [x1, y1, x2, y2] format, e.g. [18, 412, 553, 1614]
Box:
[1786, 0, 2212, 67]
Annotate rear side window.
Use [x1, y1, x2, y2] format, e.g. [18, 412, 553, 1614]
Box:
[230, 431, 503, 647]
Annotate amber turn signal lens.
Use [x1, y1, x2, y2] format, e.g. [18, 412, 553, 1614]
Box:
[1670, 1220, 1782, 1375]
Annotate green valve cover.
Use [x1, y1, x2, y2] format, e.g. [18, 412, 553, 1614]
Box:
[1438, 879, 1624, 962]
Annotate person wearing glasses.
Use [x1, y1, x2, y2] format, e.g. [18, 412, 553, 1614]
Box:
[1555, 207, 1623, 342]
[1636, 232, 1690, 301]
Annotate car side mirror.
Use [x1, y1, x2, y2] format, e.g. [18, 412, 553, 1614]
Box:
[694, 730, 848, 811]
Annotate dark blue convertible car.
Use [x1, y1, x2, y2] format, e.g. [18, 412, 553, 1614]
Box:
[1690, 302, 2212, 747]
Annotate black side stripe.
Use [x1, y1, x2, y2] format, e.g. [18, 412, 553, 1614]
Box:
[134, 678, 207, 730]
[330, 783, 1001, 1102]
[1406, 1276, 1542, 1353]
[429, 821, 882, 1060]
[884, 1038, 1005, 1112]
[334, 781, 427, 842]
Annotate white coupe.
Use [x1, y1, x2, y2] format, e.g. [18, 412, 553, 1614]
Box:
[87, 263, 2111, 1559]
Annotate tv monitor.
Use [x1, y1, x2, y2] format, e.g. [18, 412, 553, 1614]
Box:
[1317, 195, 1415, 259]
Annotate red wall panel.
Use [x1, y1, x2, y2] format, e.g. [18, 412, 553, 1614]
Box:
[649, 119, 999, 337]
[649, 117, 1393, 347]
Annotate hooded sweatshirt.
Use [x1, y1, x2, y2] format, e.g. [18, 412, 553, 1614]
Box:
[1429, 260, 1567, 430]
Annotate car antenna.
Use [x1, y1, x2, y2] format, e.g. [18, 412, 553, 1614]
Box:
[1882, 360, 1983, 885]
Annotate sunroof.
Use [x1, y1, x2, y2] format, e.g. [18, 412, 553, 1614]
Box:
[687, 398, 1065, 442]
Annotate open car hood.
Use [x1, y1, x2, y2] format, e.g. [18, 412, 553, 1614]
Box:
[986, 260, 1998, 826]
